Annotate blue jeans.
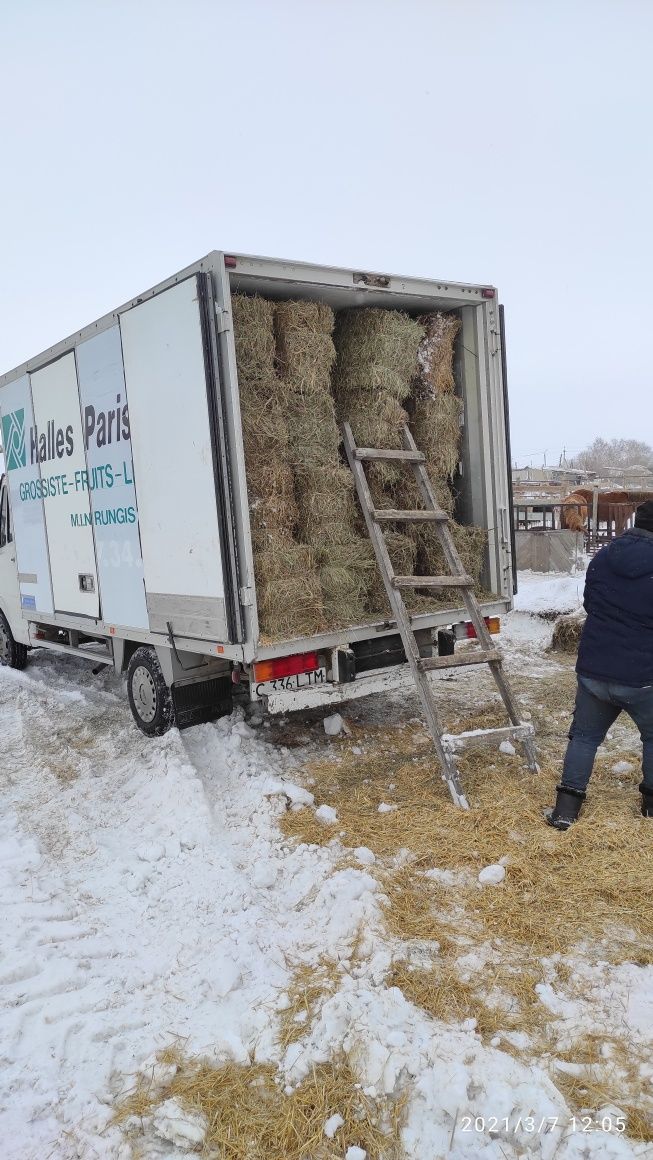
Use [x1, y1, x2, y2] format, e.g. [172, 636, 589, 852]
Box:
[562, 676, 653, 792]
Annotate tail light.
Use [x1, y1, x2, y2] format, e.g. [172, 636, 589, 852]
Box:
[466, 616, 501, 638]
[253, 651, 319, 683]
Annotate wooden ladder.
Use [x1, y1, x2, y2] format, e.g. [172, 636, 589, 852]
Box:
[342, 422, 538, 809]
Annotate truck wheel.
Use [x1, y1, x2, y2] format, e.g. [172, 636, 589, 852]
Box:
[0, 610, 28, 670]
[127, 646, 174, 736]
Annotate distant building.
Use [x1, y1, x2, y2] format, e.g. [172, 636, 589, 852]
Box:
[512, 466, 597, 487]
[621, 465, 653, 490]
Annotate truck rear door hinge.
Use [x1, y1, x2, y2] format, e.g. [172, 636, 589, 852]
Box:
[239, 586, 254, 607]
[214, 305, 232, 333]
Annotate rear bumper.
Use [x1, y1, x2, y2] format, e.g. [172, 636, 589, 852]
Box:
[262, 644, 500, 714]
[250, 600, 509, 713]
[263, 663, 422, 713]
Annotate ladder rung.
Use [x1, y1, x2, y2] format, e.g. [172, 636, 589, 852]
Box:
[354, 448, 426, 463]
[372, 509, 449, 522]
[419, 648, 502, 672]
[392, 574, 473, 589]
[442, 724, 535, 753]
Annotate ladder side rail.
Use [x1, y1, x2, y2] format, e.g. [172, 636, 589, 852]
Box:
[342, 423, 469, 808]
[400, 423, 535, 754]
[401, 425, 500, 652]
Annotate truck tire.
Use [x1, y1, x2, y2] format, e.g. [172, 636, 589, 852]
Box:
[127, 646, 174, 736]
[0, 610, 28, 671]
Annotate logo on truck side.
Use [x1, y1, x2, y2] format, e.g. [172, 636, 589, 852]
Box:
[3, 398, 131, 472]
[1, 409, 27, 471]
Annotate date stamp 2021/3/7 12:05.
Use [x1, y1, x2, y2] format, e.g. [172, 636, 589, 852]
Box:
[457, 1113, 626, 1137]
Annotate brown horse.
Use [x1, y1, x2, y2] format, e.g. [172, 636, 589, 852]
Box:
[574, 488, 631, 521]
[560, 491, 589, 531]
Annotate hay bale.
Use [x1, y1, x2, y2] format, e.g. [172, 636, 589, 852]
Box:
[248, 464, 298, 553]
[415, 522, 487, 589]
[319, 539, 377, 627]
[339, 395, 409, 490]
[551, 611, 586, 653]
[295, 465, 359, 544]
[293, 465, 371, 623]
[333, 308, 424, 400]
[341, 393, 408, 451]
[390, 472, 456, 518]
[255, 543, 326, 640]
[275, 299, 334, 334]
[413, 312, 461, 397]
[246, 460, 295, 503]
[366, 532, 416, 614]
[285, 391, 341, 468]
[275, 301, 336, 395]
[250, 502, 298, 553]
[411, 393, 464, 481]
[231, 295, 277, 382]
[240, 384, 291, 461]
[452, 523, 487, 586]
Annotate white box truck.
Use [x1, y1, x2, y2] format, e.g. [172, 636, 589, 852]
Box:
[0, 251, 516, 734]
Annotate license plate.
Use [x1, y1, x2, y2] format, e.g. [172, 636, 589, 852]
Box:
[255, 666, 327, 697]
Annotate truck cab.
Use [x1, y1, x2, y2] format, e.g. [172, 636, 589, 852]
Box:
[0, 473, 29, 665]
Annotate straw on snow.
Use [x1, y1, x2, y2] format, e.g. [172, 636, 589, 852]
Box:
[551, 611, 586, 653]
[116, 1047, 405, 1160]
[281, 721, 653, 961]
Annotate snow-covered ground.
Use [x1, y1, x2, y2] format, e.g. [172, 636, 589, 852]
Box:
[512, 567, 587, 618]
[1, 569, 652, 1159]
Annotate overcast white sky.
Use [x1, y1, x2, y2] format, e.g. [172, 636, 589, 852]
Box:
[1, 0, 651, 467]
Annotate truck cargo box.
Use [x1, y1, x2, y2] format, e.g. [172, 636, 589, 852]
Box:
[0, 251, 514, 730]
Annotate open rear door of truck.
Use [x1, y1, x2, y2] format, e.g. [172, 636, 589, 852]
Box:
[119, 273, 241, 643]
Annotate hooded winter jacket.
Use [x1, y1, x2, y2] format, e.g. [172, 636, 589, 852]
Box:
[577, 527, 653, 687]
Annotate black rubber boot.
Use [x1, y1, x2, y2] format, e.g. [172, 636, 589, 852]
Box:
[546, 784, 586, 831]
[639, 782, 653, 818]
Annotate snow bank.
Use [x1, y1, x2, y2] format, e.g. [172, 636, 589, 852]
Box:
[0, 657, 383, 1158]
[1, 647, 649, 1160]
[513, 571, 585, 617]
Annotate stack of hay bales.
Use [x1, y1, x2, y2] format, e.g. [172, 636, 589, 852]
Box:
[405, 312, 488, 593]
[233, 294, 492, 636]
[275, 301, 373, 627]
[231, 295, 325, 640]
[333, 309, 423, 487]
[332, 309, 424, 614]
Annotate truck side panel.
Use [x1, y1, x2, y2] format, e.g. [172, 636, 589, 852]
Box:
[30, 354, 99, 617]
[76, 325, 149, 630]
[0, 374, 54, 616]
[119, 276, 229, 640]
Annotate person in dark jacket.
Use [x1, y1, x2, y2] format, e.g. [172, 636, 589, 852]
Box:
[547, 500, 653, 829]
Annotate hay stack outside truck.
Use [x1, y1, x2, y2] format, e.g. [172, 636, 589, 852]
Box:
[0, 250, 514, 735]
